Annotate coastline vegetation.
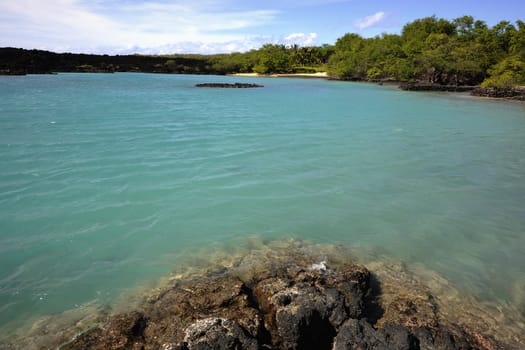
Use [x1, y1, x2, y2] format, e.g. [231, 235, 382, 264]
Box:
[1, 16, 524, 89]
[329, 16, 525, 87]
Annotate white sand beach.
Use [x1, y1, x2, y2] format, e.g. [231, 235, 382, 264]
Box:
[230, 72, 329, 78]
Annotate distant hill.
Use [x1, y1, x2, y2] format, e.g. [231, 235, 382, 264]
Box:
[0, 48, 216, 75]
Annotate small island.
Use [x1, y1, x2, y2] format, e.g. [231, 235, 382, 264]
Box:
[195, 83, 264, 88]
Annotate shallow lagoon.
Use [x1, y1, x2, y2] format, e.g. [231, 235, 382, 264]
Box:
[0, 73, 524, 340]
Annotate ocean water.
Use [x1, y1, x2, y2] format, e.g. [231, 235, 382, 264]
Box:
[1, 73, 525, 337]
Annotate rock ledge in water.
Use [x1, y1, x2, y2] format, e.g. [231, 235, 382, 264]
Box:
[59, 259, 506, 350]
[195, 82, 264, 88]
[398, 83, 476, 92]
[471, 86, 525, 100]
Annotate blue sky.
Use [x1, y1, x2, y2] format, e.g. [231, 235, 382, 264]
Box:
[1, 0, 524, 54]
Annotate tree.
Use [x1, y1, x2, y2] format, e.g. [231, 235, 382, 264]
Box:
[327, 33, 367, 79]
[510, 20, 525, 57]
[454, 16, 476, 40]
[482, 55, 525, 87]
[419, 33, 453, 83]
[252, 44, 292, 74]
[401, 16, 456, 56]
[449, 42, 484, 85]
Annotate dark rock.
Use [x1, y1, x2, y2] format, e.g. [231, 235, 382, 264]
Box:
[182, 318, 259, 350]
[0, 68, 27, 75]
[252, 264, 369, 349]
[333, 319, 414, 350]
[399, 83, 476, 92]
[195, 83, 264, 88]
[141, 275, 264, 349]
[471, 86, 525, 100]
[380, 323, 416, 350]
[61, 311, 147, 350]
[55, 258, 508, 350]
[431, 329, 465, 350]
[414, 326, 474, 350]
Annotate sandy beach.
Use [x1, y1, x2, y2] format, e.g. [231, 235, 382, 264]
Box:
[230, 72, 329, 79]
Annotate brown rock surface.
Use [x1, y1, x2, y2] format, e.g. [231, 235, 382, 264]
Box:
[58, 257, 511, 350]
[2, 241, 523, 350]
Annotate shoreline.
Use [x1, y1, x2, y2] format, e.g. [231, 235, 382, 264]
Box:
[2, 238, 524, 349]
[229, 72, 330, 79]
[229, 73, 525, 101]
[3, 67, 523, 101]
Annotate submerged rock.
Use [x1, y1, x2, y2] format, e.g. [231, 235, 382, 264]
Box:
[195, 83, 264, 88]
[57, 254, 511, 350]
[471, 86, 525, 100]
[398, 83, 476, 92]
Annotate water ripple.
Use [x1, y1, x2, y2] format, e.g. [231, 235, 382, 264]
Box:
[1, 73, 525, 336]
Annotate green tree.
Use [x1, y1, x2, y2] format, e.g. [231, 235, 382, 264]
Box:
[327, 33, 367, 79]
[367, 34, 411, 80]
[420, 33, 453, 83]
[449, 42, 484, 85]
[482, 55, 525, 87]
[252, 44, 292, 74]
[399, 16, 457, 82]
[401, 16, 456, 56]
[509, 20, 525, 56]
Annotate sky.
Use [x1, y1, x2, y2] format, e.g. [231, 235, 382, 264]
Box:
[1, 0, 524, 55]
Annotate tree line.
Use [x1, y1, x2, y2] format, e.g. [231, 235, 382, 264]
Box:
[327, 16, 525, 87]
[1, 16, 524, 87]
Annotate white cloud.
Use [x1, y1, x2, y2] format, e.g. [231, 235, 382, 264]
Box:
[0, 0, 122, 51]
[117, 2, 278, 35]
[127, 36, 275, 55]
[354, 11, 386, 30]
[130, 32, 319, 55]
[283, 33, 318, 46]
[0, 0, 280, 54]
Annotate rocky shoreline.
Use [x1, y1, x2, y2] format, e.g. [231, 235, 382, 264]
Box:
[398, 83, 476, 92]
[470, 86, 525, 100]
[2, 239, 522, 350]
[0, 239, 523, 350]
[60, 264, 503, 350]
[398, 83, 525, 101]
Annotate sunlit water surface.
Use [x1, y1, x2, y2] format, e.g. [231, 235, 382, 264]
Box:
[1, 73, 524, 339]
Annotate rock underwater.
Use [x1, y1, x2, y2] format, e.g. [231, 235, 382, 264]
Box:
[195, 83, 264, 88]
[57, 254, 511, 350]
[3, 240, 522, 350]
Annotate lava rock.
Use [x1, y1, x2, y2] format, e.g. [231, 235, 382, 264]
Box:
[333, 319, 415, 350]
[252, 265, 369, 350]
[61, 311, 147, 350]
[471, 86, 525, 100]
[181, 318, 259, 350]
[57, 259, 508, 350]
[195, 83, 264, 88]
[142, 275, 264, 349]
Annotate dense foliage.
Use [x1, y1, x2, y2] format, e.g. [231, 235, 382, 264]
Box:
[208, 15, 525, 87]
[1, 16, 524, 87]
[327, 16, 525, 86]
[0, 48, 217, 75]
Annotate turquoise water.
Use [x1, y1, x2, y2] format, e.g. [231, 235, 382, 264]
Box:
[1, 73, 525, 334]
